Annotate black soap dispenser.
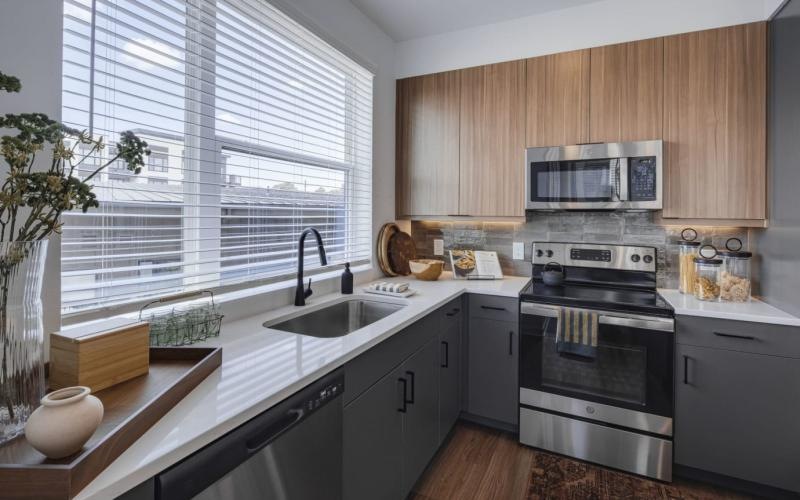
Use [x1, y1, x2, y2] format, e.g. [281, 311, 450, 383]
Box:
[341, 262, 353, 294]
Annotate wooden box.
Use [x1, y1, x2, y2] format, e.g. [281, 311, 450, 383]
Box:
[50, 319, 150, 392]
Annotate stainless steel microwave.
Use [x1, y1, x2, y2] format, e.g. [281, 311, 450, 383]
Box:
[525, 140, 662, 210]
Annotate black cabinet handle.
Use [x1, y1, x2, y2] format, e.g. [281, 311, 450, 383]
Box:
[441, 341, 449, 368]
[445, 312, 456, 317]
[405, 371, 415, 404]
[481, 305, 506, 312]
[508, 331, 514, 356]
[397, 378, 408, 413]
[713, 331, 756, 340]
[683, 355, 689, 385]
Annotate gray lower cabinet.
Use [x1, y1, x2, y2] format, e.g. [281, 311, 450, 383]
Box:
[401, 338, 441, 496]
[343, 364, 405, 500]
[343, 325, 443, 500]
[438, 319, 461, 442]
[675, 342, 800, 492]
[467, 316, 518, 426]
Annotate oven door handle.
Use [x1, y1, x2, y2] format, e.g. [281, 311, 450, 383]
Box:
[520, 303, 673, 332]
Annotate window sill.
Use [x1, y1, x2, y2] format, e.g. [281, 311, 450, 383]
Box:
[61, 263, 375, 329]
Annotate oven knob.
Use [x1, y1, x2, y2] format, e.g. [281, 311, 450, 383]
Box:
[545, 250, 554, 258]
[631, 254, 641, 263]
[535, 249, 544, 258]
[585, 406, 595, 415]
[643, 255, 653, 264]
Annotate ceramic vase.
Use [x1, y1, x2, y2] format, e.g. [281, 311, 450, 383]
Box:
[25, 386, 104, 459]
[0, 240, 48, 444]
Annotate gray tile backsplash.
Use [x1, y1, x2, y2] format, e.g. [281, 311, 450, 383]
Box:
[410, 212, 751, 288]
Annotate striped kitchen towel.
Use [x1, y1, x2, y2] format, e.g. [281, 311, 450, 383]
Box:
[555, 307, 599, 359]
[367, 282, 409, 294]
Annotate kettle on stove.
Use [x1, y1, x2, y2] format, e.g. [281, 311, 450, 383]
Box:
[542, 262, 566, 286]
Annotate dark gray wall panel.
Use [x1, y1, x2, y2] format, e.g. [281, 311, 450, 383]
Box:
[756, 0, 800, 316]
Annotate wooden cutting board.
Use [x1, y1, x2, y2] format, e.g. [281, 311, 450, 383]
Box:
[376, 223, 399, 277]
[387, 231, 416, 276]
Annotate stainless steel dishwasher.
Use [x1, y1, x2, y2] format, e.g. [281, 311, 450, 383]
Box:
[155, 369, 344, 500]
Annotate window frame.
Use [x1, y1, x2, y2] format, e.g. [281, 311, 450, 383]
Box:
[60, 0, 373, 322]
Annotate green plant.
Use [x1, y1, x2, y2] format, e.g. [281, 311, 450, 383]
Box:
[0, 71, 150, 423]
[0, 70, 150, 243]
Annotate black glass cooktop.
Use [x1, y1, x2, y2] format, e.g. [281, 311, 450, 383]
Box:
[520, 280, 674, 317]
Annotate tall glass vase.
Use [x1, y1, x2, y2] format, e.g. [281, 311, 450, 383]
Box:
[0, 240, 47, 445]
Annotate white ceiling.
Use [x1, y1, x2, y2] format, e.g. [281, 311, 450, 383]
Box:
[349, 0, 606, 41]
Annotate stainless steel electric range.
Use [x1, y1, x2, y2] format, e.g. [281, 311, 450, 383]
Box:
[518, 242, 675, 481]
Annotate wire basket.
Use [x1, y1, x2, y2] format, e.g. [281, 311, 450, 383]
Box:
[139, 290, 224, 346]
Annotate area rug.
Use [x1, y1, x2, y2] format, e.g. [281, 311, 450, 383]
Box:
[526, 451, 749, 500]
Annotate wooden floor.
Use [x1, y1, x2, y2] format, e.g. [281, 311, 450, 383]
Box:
[411, 422, 753, 500]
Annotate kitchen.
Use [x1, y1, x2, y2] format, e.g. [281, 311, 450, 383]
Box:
[0, 0, 798, 499]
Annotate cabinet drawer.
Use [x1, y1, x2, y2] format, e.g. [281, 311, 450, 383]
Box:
[468, 294, 518, 323]
[439, 297, 463, 330]
[676, 315, 800, 359]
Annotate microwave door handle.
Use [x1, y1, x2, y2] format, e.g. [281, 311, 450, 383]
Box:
[617, 158, 629, 201]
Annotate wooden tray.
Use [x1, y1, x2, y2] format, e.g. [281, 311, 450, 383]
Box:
[0, 347, 222, 499]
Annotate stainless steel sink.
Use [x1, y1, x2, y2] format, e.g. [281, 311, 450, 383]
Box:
[265, 298, 405, 338]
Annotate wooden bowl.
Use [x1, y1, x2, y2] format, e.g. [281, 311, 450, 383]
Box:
[408, 259, 444, 281]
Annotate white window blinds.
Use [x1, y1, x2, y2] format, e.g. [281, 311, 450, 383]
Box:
[61, 0, 374, 315]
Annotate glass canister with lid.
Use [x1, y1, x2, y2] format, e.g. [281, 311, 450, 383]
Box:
[718, 237, 752, 302]
[694, 245, 722, 301]
[678, 228, 702, 294]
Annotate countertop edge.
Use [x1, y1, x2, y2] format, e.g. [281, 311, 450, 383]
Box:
[74, 275, 530, 500]
[658, 289, 800, 327]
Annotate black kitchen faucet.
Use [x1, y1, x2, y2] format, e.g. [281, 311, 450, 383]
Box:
[295, 227, 328, 306]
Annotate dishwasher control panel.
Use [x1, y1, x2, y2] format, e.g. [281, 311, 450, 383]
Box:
[305, 379, 344, 412]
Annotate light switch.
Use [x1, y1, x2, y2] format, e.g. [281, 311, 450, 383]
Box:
[513, 241, 525, 260]
[433, 239, 444, 256]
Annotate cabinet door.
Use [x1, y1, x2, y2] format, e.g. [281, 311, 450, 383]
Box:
[396, 72, 460, 217]
[676, 344, 800, 492]
[526, 49, 590, 147]
[467, 318, 518, 426]
[663, 22, 766, 220]
[439, 320, 461, 442]
[401, 338, 440, 497]
[343, 366, 405, 500]
[459, 60, 526, 217]
[589, 38, 663, 143]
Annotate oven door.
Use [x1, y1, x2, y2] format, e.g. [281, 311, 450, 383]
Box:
[519, 302, 674, 433]
[525, 156, 627, 209]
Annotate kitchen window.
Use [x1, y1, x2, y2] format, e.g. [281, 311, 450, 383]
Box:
[60, 0, 374, 316]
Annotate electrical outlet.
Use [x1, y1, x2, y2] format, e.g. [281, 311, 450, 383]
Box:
[433, 239, 444, 256]
[513, 241, 525, 260]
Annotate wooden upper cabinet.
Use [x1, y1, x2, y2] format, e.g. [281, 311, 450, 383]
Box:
[662, 22, 767, 221]
[395, 71, 461, 217]
[526, 49, 590, 147]
[589, 38, 664, 143]
[459, 61, 526, 217]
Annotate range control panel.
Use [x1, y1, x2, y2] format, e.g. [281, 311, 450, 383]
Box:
[532, 242, 657, 272]
[570, 248, 612, 262]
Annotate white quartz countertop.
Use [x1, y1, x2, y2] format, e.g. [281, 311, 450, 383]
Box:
[658, 289, 800, 327]
[75, 273, 530, 500]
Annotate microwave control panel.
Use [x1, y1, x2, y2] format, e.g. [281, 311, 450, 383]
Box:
[628, 156, 657, 201]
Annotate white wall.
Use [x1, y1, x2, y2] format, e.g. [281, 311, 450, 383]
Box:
[0, 0, 63, 339]
[395, 0, 772, 77]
